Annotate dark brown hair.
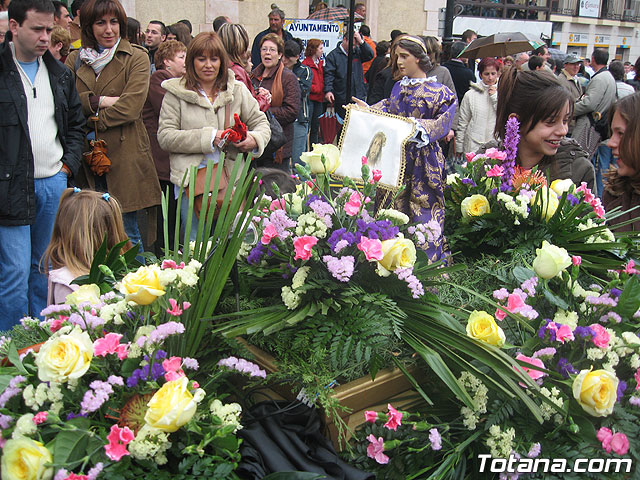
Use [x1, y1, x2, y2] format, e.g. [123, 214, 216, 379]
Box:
[305, 38, 322, 58]
[80, 0, 127, 49]
[184, 32, 230, 93]
[604, 92, 640, 195]
[391, 35, 432, 81]
[494, 67, 572, 140]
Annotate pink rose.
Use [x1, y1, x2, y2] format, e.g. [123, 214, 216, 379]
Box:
[364, 410, 378, 423]
[572, 255, 581, 266]
[515, 354, 546, 383]
[357, 236, 383, 261]
[484, 147, 507, 161]
[372, 169, 382, 182]
[384, 403, 403, 431]
[261, 223, 279, 245]
[345, 191, 363, 216]
[485, 165, 505, 177]
[293, 236, 318, 261]
[590, 323, 611, 348]
[610, 432, 629, 455]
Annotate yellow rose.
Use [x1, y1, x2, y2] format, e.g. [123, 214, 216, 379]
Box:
[572, 368, 618, 417]
[119, 265, 165, 305]
[144, 376, 198, 432]
[65, 284, 101, 306]
[532, 240, 571, 279]
[300, 143, 341, 174]
[466, 310, 505, 347]
[460, 194, 490, 218]
[550, 178, 574, 196]
[1, 437, 53, 480]
[376, 237, 417, 277]
[531, 187, 559, 221]
[35, 326, 93, 383]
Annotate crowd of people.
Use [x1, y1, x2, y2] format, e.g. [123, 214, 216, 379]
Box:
[0, 0, 638, 328]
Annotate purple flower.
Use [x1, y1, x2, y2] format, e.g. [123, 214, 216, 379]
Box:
[0, 413, 13, 429]
[617, 381, 627, 402]
[527, 443, 541, 458]
[355, 219, 399, 242]
[461, 178, 476, 186]
[247, 243, 267, 265]
[502, 116, 520, 189]
[573, 326, 596, 342]
[66, 412, 88, 420]
[490, 188, 498, 195]
[323, 255, 355, 282]
[327, 228, 356, 252]
[556, 357, 577, 379]
[429, 428, 442, 450]
[610, 288, 622, 298]
[566, 194, 579, 206]
[305, 194, 321, 206]
[538, 319, 556, 342]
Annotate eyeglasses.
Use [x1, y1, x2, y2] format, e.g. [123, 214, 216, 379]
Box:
[260, 47, 278, 54]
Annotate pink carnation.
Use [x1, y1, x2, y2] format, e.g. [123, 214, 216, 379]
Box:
[372, 169, 382, 182]
[64, 474, 89, 480]
[485, 165, 505, 177]
[357, 237, 383, 261]
[495, 293, 526, 321]
[361, 155, 368, 165]
[465, 152, 477, 162]
[483, 147, 507, 161]
[515, 354, 546, 384]
[610, 432, 630, 455]
[344, 191, 363, 216]
[621, 259, 639, 275]
[33, 412, 48, 425]
[572, 255, 581, 266]
[364, 410, 378, 423]
[293, 236, 318, 261]
[161, 259, 185, 269]
[270, 198, 286, 211]
[261, 223, 279, 245]
[50, 317, 66, 333]
[366, 434, 389, 464]
[104, 424, 134, 461]
[163, 356, 186, 382]
[383, 403, 403, 431]
[590, 323, 611, 348]
[635, 368, 640, 390]
[93, 333, 128, 360]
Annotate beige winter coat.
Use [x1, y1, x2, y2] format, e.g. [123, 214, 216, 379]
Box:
[158, 69, 271, 187]
[455, 81, 498, 155]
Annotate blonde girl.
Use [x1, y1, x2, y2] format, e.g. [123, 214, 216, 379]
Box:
[43, 188, 131, 304]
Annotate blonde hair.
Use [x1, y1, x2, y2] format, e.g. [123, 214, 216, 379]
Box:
[43, 189, 131, 276]
[218, 23, 250, 68]
[51, 26, 71, 57]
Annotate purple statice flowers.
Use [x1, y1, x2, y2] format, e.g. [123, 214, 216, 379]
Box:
[322, 255, 355, 282]
[327, 228, 356, 253]
[218, 357, 267, 378]
[502, 116, 520, 188]
[0, 376, 26, 408]
[355, 219, 399, 242]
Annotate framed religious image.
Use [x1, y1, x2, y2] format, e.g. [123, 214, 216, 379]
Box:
[334, 105, 416, 191]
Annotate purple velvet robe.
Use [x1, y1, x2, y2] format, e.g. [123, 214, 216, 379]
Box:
[372, 78, 457, 262]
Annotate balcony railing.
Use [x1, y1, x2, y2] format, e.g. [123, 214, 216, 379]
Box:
[455, 0, 551, 20]
[549, 0, 640, 20]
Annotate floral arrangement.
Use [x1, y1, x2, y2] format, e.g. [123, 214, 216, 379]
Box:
[0, 258, 265, 479]
[444, 117, 638, 272]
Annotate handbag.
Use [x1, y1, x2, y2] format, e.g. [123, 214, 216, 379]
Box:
[185, 104, 233, 219]
[83, 114, 111, 176]
[262, 111, 287, 158]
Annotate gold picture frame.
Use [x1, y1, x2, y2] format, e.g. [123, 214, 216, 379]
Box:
[334, 105, 416, 192]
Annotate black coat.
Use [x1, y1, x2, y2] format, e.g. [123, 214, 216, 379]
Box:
[0, 44, 85, 226]
[324, 42, 374, 105]
[442, 59, 475, 101]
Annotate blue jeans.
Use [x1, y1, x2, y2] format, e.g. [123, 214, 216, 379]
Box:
[292, 121, 309, 169]
[0, 171, 67, 329]
[593, 144, 616, 198]
[122, 211, 143, 252]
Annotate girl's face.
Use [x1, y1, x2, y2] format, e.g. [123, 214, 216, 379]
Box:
[396, 47, 421, 78]
[167, 33, 177, 41]
[92, 14, 120, 48]
[194, 53, 221, 85]
[260, 40, 281, 69]
[520, 102, 570, 159]
[608, 111, 636, 178]
[314, 43, 323, 59]
[165, 50, 186, 77]
[481, 66, 498, 86]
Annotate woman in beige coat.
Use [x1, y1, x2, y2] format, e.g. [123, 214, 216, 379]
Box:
[157, 32, 270, 237]
[455, 57, 500, 155]
[65, 0, 161, 249]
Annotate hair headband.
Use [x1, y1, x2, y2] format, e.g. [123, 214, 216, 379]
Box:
[72, 187, 110, 202]
[398, 36, 427, 54]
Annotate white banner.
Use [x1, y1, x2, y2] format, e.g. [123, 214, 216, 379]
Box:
[284, 19, 345, 59]
[578, 0, 601, 18]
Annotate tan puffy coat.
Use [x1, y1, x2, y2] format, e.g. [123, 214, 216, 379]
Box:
[66, 40, 161, 213]
[455, 81, 498, 155]
[158, 70, 271, 187]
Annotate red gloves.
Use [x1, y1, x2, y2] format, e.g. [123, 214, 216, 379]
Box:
[221, 114, 247, 144]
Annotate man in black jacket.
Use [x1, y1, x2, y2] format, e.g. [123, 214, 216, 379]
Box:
[324, 31, 373, 120]
[0, 0, 84, 328]
[442, 41, 475, 102]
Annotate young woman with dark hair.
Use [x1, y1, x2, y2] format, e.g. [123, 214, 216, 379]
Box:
[485, 67, 594, 189]
[353, 35, 457, 262]
[603, 92, 640, 232]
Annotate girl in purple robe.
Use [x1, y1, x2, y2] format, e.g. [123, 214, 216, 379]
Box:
[354, 35, 457, 262]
